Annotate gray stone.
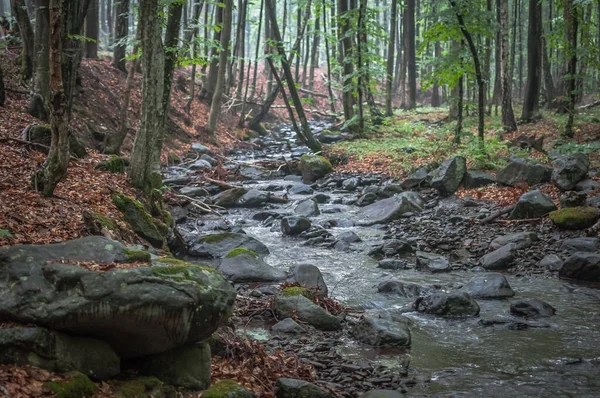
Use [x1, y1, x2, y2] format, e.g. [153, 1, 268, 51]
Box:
[510, 299, 556, 318]
[218, 253, 286, 283]
[189, 232, 269, 258]
[416, 293, 480, 317]
[552, 153, 590, 191]
[238, 164, 277, 180]
[560, 191, 588, 208]
[587, 196, 600, 208]
[191, 143, 213, 154]
[377, 259, 409, 270]
[284, 175, 303, 182]
[480, 244, 516, 270]
[357, 192, 425, 226]
[275, 378, 335, 398]
[356, 192, 378, 207]
[382, 239, 414, 256]
[401, 168, 430, 190]
[463, 171, 496, 189]
[272, 318, 305, 334]
[540, 254, 563, 271]
[0, 327, 119, 380]
[464, 273, 515, 299]
[377, 281, 431, 298]
[294, 198, 320, 217]
[203, 380, 256, 398]
[352, 317, 411, 347]
[281, 216, 312, 235]
[237, 189, 270, 208]
[342, 177, 359, 191]
[360, 391, 404, 398]
[312, 193, 331, 203]
[496, 156, 552, 186]
[416, 251, 450, 273]
[286, 263, 328, 296]
[212, 188, 249, 208]
[379, 184, 404, 197]
[200, 154, 218, 166]
[288, 184, 314, 195]
[510, 190, 557, 219]
[179, 186, 208, 197]
[299, 155, 333, 184]
[429, 156, 467, 196]
[273, 295, 341, 331]
[189, 159, 213, 170]
[575, 179, 600, 193]
[489, 232, 539, 250]
[140, 342, 210, 389]
[560, 237, 599, 253]
[560, 252, 600, 282]
[0, 239, 236, 358]
[337, 231, 361, 243]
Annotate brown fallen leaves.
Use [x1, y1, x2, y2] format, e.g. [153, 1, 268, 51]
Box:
[0, 365, 64, 398]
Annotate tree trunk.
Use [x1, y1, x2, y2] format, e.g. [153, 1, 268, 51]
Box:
[85, 0, 98, 58]
[406, 0, 416, 109]
[322, 0, 335, 113]
[159, 0, 182, 139]
[521, 0, 541, 121]
[112, 0, 129, 71]
[106, 0, 112, 45]
[454, 74, 463, 144]
[11, 0, 34, 79]
[33, 0, 69, 196]
[234, 0, 247, 100]
[385, 0, 397, 116]
[483, 0, 492, 113]
[206, 0, 232, 136]
[339, 0, 356, 133]
[501, 0, 517, 132]
[489, 0, 501, 114]
[563, 0, 577, 137]
[0, 65, 5, 106]
[517, 0, 523, 98]
[29, 0, 50, 121]
[129, 0, 165, 193]
[204, 3, 222, 100]
[355, 0, 365, 136]
[248, 0, 263, 100]
[308, 3, 320, 92]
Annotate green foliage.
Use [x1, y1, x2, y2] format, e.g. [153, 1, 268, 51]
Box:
[45, 372, 97, 398]
[202, 379, 248, 398]
[0, 229, 12, 238]
[282, 286, 314, 299]
[553, 140, 600, 155]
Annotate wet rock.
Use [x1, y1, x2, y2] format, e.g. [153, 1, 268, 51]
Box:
[272, 318, 305, 334]
[549, 207, 599, 229]
[378, 259, 409, 270]
[189, 159, 213, 170]
[112, 193, 167, 248]
[352, 317, 411, 347]
[416, 251, 450, 273]
[202, 380, 256, 398]
[281, 216, 312, 235]
[273, 295, 341, 331]
[237, 189, 270, 208]
[560, 237, 599, 252]
[357, 192, 425, 226]
[587, 196, 600, 208]
[342, 177, 359, 191]
[139, 342, 210, 389]
[560, 191, 588, 208]
[239, 164, 277, 180]
[552, 153, 590, 191]
[275, 378, 335, 398]
[383, 239, 414, 256]
[312, 193, 331, 203]
[191, 143, 213, 154]
[200, 154, 218, 166]
[510, 190, 557, 219]
[540, 254, 563, 271]
[489, 232, 539, 250]
[284, 175, 303, 182]
[179, 186, 207, 197]
[357, 192, 378, 207]
[479, 318, 550, 330]
[415, 293, 480, 317]
[294, 198, 320, 217]
[0, 239, 236, 358]
[360, 391, 404, 398]
[299, 154, 333, 184]
[189, 232, 269, 258]
[314, 129, 343, 144]
[0, 327, 119, 380]
[480, 244, 516, 270]
[510, 299, 556, 318]
[288, 184, 314, 195]
[253, 211, 280, 221]
[164, 176, 192, 186]
[379, 184, 404, 198]
[337, 231, 362, 243]
[464, 273, 515, 299]
[286, 263, 328, 296]
[401, 168, 430, 190]
[212, 188, 248, 208]
[575, 179, 600, 193]
[496, 156, 552, 186]
[218, 252, 286, 283]
[463, 171, 496, 189]
[560, 252, 600, 282]
[377, 281, 431, 298]
[429, 156, 467, 196]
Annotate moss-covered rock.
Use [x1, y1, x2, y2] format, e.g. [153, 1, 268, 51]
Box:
[155, 257, 188, 265]
[112, 193, 166, 248]
[281, 287, 314, 300]
[45, 372, 97, 398]
[95, 155, 125, 173]
[115, 377, 163, 398]
[202, 379, 256, 398]
[299, 154, 333, 184]
[123, 248, 152, 263]
[151, 265, 218, 284]
[82, 209, 118, 236]
[549, 207, 600, 230]
[225, 248, 259, 258]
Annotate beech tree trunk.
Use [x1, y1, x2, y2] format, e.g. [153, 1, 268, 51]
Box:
[339, 0, 356, 133]
[563, 0, 577, 137]
[521, 0, 541, 121]
[0, 65, 5, 106]
[385, 0, 397, 116]
[112, 0, 129, 71]
[29, 0, 50, 121]
[406, 0, 416, 109]
[85, 0, 98, 58]
[308, 4, 319, 92]
[11, 0, 34, 79]
[501, 0, 517, 132]
[203, 3, 222, 100]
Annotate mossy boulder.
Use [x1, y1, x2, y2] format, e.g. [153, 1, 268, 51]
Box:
[549, 207, 600, 230]
[115, 377, 163, 398]
[202, 379, 256, 398]
[281, 287, 314, 300]
[226, 248, 259, 258]
[112, 193, 166, 248]
[299, 154, 333, 184]
[45, 372, 97, 398]
[123, 248, 152, 263]
[189, 232, 269, 258]
[26, 125, 87, 158]
[95, 155, 125, 173]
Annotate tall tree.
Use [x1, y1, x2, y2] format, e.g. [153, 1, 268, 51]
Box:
[339, 0, 356, 133]
[29, 0, 50, 120]
[85, 0, 98, 58]
[563, 0, 577, 137]
[406, 0, 416, 109]
[11, 0, 34, 79]
[521, 0, 541, 121]
[385, 0, 397, 116]
[112, 0, 129, 71]
[500, 0, 517, 132]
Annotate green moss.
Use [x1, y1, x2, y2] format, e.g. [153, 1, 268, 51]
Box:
[45, 372, 97, 398]
[200, 232, 238, 244]
[155, 257, 188, 265]
[161, 210, 173, 226]
[549, 207, 599, 230]
[151, 264, 217, 284]
[202, 379, 248, 398]
[282, 287, 313, 299]
[123, 248, 151, 263]
[225, 248, 258, 258]
[112, 193, 165, 248]
[115, 377, 162, 398]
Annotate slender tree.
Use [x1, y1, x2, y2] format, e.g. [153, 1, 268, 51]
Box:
[500, 0, 517, 132]
[85, 0, 99, 58]
[521, 0, 541, 121]
[563, 0, 577, 137]
[385, 0, 397, 116]
[112, 0, 129, 71]
[406, 0, 416, 109]
[10, 0, 34, 79]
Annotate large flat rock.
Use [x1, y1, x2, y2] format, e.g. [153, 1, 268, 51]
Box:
[357, 192, 424, 226]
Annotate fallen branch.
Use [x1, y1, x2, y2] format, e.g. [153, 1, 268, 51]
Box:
[480, 205, 516, 224]
[577, 100, 600, 110]
[298, 87, 329, 99]
[586, 219, 600, 237]
[203, 176, 239, 191]
[0, 136, 50, 152]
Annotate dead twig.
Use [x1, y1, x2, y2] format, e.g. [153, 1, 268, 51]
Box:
[480, 205, 516, 224]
